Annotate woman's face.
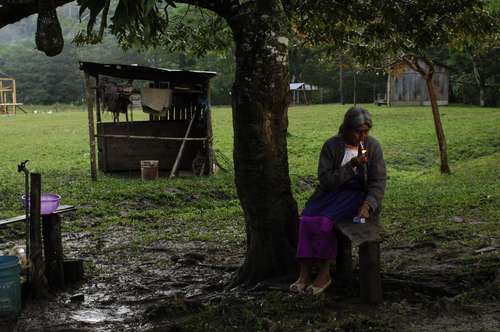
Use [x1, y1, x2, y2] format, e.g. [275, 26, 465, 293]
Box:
[345, 124, 370, 145]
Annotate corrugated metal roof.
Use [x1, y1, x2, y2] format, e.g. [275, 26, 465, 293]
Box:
[290, 83, 319, 91]
[79, 61, 216, 83]
[290, 83, 304, 90]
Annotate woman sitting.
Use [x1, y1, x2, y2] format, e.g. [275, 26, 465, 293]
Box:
[290, 107, 387, 295]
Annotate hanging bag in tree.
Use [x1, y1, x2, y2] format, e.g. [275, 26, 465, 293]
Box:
[35, 0, 64, 56]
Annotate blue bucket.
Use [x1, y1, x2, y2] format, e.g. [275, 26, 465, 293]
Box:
[0, 256, 21, 318]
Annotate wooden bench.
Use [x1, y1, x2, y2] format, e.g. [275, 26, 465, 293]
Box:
[334, 218, 383, 304]
[0, 205, 75, 226]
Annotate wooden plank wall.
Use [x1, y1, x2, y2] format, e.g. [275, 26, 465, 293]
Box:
[96, 81, 211, 174]
[97, 120, 206, 172]
[389, 67, 449, 106]
[149, 92, 206, 122]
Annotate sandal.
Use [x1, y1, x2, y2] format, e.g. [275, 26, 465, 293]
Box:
[289, 280, 308, 293]
[306, 278, 332, 296]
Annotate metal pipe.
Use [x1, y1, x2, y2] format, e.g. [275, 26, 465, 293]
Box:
[17, 160, 30, 283]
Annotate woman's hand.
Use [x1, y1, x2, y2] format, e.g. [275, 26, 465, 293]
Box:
[358, 202, 371, 219]
[349, 154, 368, 168]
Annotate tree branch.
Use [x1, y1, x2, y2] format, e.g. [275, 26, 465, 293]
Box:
[175, 0, 236, 18]
[0, 0, 73, 29]
[402, 55, 426, 77]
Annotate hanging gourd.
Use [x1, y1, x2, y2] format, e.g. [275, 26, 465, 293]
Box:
[35, 0, 64, 56]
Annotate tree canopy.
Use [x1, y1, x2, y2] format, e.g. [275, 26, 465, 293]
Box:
[296, 0, 499, 68]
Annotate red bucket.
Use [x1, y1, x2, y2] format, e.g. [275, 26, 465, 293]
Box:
[140, 160, 159, 180]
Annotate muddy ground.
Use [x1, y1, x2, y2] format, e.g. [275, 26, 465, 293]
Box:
[1, 223, 499, 331]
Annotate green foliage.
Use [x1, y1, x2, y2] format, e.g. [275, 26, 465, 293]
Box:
[3, 1, 499, 106]
[75, 1, 233, 56]
[0, 36, 148, 104]
[159, 5, 233, 57]
[76, 0, 169, 48]
[0, 42, 82, 104]
[296, 0, 499, 68]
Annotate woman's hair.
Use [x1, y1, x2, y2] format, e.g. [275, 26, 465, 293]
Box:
[338, 107, 373, 134]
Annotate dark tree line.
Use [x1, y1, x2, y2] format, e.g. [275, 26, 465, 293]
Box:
[1, 3, 498, 106]
[1, 38, 498, 106]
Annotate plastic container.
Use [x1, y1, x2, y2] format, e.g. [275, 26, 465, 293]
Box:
[141, 160, 159, 180]
[8, 246, 28, 273]
[21, 193, 61, 215]
[0, 256, 21, 318]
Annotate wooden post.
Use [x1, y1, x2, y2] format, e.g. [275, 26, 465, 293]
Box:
[359, 241, 382, 304]
[336, 231, 353, 280]
[29, 173, 49, 297]
[12, 79, 16, 115]
[170, 114, 196, 178]
[95, 75, 101, 123]
[42, 214, 65, 289]
[353, 71, 357, 106]
[339, 60, 344, 104]
[84, 73, 98, 180]
[206, 82, 215, 175]
[386, 74, 392, 107]
[0, 80, 4, 114]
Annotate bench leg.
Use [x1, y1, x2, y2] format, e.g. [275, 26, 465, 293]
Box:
[336, 231, 353, 280]
[42, 214, 65, 289]
[359, 241, 382, 304]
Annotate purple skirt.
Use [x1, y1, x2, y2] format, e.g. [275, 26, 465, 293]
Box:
[296, 189, 364, 260]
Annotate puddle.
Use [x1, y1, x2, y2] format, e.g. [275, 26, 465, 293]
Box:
[71, 306, 132, 324]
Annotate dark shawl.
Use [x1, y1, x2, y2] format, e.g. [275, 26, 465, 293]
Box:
[310, 134, 387, 214]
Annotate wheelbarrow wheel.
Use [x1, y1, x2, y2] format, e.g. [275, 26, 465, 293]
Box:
[192, 154, 207, 176]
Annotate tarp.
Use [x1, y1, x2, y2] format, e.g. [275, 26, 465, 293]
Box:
[290, 83, 319, 91]
[141, 88, 173, 115]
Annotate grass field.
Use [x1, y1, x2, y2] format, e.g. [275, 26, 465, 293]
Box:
[1, 104, 499, 246]
[1, 103, 499, 330]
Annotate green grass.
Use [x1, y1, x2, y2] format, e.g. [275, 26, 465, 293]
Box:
[0, 104, 499, 251]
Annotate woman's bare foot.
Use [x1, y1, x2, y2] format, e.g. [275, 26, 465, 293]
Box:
[312, 270, 331, 288]
[289, 277, 310, 293]
[290, 260, 312, 293]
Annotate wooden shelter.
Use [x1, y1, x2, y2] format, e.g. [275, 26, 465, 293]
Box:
[79, 61, 217, 180]
[0, 70, 24, 114]
[387, 62, 449, 106]
[289, 82, 319, 105]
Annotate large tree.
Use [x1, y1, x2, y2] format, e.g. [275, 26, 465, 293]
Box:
[0, 0, 304, 286]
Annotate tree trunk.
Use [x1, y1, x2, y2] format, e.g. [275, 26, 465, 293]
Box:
[353, 70, 357, 106]
[339, 58, 344, 104]
[227, 2, 299, 286]
[471, 57, 485, 107]
[425, 76, 451, 174]
[406, 57, 451, 174]
[386, 73, 392, 107]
